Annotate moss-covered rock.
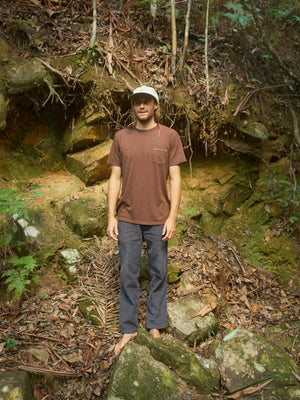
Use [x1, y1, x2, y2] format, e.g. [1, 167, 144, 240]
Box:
[62, 197, 107, 238]
[65, 140, 112, 185]
[215, 327, 300, 399]
[167, 295, 219, 346]
[0, 370, 33, 400]
[168, 221, 188, 246]
[136, 329, 220, 393]
[107, 342, 188, 400]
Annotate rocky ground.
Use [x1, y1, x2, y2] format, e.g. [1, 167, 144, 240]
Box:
[1, 213, 299, 399]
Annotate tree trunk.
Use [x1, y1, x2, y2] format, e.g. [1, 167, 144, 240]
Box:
[204, 0, 210, 103]
[150, 0, 157, 19]
[178, 0, 192, 71]
[89, 0, 97, 48]
[170, 0, 177, 75]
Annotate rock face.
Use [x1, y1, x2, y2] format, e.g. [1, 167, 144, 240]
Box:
[62, 117, 110, 154]
[0, 370, 33, 400]
[65, 140, 112, 185]
[215, 327, 300, 399]
[167, 295, 219, 346]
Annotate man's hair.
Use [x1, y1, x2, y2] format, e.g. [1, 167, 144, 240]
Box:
[154, 104, 160, 123]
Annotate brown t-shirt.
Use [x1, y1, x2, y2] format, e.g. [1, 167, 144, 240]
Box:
[107, 124, 186, 225]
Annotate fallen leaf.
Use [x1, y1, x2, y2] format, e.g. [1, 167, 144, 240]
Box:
[191, 302, 217, 318]
[226, 378, 274, 399]
[251, 303, 260, 313]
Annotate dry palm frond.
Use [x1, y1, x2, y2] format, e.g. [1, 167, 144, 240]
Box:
[80, 239, 120, 332]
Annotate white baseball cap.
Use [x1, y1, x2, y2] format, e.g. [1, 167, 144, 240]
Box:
[130, 85, 159, 103]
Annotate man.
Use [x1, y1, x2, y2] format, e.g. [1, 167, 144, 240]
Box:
[106, 85, 186, 354]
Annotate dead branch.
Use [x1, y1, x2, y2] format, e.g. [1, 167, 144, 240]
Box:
[17, 364, 82, 378]
[19, 332, 70, 345]
[233, 84, 289, 116]
[107, 19, 114, 75]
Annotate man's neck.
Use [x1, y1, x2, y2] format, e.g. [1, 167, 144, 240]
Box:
[135, 119, 157, 130]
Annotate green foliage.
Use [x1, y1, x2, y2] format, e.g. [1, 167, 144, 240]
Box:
[266, 1, 298, 21]
[222, 0, 253, 27]
[262, 53, 272, 64]
[86, 41, 102, 62]
[0, 187, 42, 303]
[263, 178, 299, 232]
[78, 42, 104, 66]
[9, 19, 35, 26]
[0, 187, 41, 247]
[184, 207, 198, 218]
[1, 256, 39, 303]
[4, 338, 17, 350]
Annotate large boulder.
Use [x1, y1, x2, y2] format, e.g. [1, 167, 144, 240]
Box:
[0, 370, 33, 400]
[167, 295, 219, 346]
[215, 327, 300, 399]
[107, 343, 187, 400]
[65, 140, 112, 185]
[136, 329, 220, 394]
[5, 59, 48, 95]
[62, 197, 107, 238]
[107, 342, 189, 400]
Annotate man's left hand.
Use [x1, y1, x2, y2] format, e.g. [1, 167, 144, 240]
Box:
[162, 217, 176, 241]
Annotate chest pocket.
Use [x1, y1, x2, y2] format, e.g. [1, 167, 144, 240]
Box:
[152, 148, 168, 165]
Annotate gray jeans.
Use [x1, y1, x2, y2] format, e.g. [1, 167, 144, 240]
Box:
[118, 221, 168, 334]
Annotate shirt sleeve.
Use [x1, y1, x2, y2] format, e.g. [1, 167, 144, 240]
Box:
[169, 130, 187, 166]
[107, 133, 121, 166]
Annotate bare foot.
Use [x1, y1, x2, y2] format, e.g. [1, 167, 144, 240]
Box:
[149, 329, 161, 339]
[114, 333, 137, 355]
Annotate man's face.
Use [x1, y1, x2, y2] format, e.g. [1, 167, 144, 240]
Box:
[132, 94, 158, 124]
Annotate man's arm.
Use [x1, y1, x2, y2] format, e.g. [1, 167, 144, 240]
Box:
[107, 165, 121, 241]
[162, 165, 181, 241]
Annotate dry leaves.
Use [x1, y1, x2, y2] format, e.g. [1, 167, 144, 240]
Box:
[226, 378, 274, 399]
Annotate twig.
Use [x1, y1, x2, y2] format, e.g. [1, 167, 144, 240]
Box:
[17, 364, 82, 378]
[19, 332, 70, 345]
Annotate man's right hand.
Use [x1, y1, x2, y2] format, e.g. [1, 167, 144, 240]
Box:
[107, 217, 119, 241]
